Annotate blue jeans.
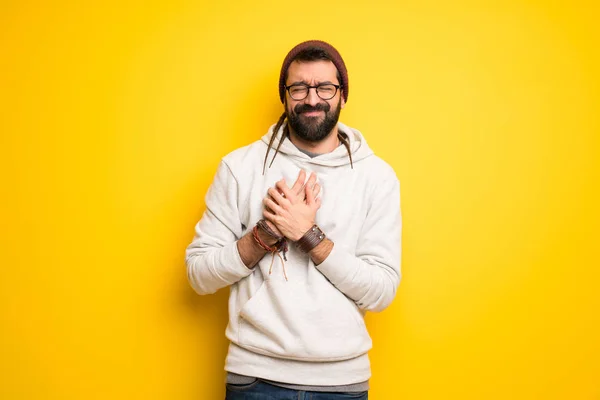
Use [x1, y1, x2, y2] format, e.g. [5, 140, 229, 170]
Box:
[225, 380, 368, 399]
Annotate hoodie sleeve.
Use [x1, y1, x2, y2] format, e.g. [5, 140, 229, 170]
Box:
[185, 161, 253, 295]
[315, 178, 401, 312]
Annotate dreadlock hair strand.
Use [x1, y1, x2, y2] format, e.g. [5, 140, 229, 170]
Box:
[338, 131, 353, 169]
[262, 112, 287, 175]
[269, 123, 289, 170]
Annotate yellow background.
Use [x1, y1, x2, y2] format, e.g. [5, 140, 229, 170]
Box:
[1, 1, 599, 399]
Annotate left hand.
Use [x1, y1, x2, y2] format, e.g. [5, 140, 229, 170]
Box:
[263, 173, 322, 241]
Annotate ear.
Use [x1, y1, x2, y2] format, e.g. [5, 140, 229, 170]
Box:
[341, 97, 346, 109]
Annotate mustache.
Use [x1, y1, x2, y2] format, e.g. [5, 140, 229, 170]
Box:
[294, 103, 330, 114]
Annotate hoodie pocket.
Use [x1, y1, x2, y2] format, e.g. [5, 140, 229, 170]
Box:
[237, 278, 372, 362]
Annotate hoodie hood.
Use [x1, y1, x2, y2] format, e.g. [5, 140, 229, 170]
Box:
[261, 121, 373, 168]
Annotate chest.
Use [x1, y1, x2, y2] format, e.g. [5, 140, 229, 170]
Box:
[238, 163, 371, 250]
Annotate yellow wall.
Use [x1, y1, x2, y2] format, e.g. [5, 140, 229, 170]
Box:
[1, 1, 599, 399]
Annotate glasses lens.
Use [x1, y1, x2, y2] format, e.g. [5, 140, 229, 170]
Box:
[288, 85, 308, 100]
[317, 84, 337, 100]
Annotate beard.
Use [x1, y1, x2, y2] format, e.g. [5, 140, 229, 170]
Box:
[286, 100, 342, 142]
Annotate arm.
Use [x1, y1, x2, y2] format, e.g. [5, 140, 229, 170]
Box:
[186, 164, 312, 295]
[265, 175, 401, 312]
[236, 229, 277, 268]
[313, 179, 401, 312]
[185, 161, 277, 295]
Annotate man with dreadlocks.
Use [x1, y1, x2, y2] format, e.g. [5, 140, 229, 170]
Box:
[186, 40, 401, 399]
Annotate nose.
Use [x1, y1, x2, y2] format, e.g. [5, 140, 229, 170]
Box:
[304, 87, 320, 106]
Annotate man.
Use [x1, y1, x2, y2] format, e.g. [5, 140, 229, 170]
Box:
[186, 40, 401, 399]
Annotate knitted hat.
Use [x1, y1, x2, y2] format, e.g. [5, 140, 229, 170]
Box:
[278, 40, 349, 104]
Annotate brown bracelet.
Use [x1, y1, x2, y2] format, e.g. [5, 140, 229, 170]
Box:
[252, 225, 278, 252]
[254, 221, 289, 261]
[256, 219, 284, 241]
[296, 225, 326, 253]
[252, 224, 289, 280]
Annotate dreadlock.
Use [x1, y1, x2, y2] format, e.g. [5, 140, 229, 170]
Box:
[338, 131, 353, 169]
[262, 112, 287, 175]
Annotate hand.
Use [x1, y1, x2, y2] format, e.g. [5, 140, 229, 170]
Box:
[262, 170, 320, 236]
[263, 172, 322, 241]
[289, 170, 321, 203]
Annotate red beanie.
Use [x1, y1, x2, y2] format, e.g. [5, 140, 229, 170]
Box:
[278, 40, 349, 104]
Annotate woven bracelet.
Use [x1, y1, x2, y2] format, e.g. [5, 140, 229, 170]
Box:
[252, 225, 278, 252]
[252, 225, 288, 280]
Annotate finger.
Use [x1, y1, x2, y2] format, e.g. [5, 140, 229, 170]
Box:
[275, 179, 295, 203]
[312, 183, 321, 199]
[303, 173, 318, 202]
[267, 187, 287, 204]
[263, 197, 285, 214]
[315, 196, 322, 209]
[291, 170, 306, 196]
[306, 172, 317, 190]
[305, 181, 315, 206]
[263, 209, 277, 223]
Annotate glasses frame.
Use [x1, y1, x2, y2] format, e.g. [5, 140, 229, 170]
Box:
[284, 83, 342, 101]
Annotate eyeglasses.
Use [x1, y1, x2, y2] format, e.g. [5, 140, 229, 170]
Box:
[285, 83, 341, 101]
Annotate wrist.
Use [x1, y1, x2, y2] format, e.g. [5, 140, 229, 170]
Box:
[252, 225, 280, 253]
[290, 221, 316, 242]
[257, 229, 279, 247]
[256, 220, 281, 247]
[309, 238, 334, 266]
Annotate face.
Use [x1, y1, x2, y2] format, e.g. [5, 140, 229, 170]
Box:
[285, 60, 345, 142]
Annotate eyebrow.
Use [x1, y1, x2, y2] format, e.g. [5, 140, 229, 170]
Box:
[288, 80, 337, 86]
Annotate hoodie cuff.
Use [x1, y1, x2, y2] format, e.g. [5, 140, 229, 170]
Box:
[314, 244, 362, 299]
[219, 241, 255, 282]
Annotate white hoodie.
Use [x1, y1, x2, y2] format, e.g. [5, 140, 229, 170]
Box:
[186, 121, 401, 386]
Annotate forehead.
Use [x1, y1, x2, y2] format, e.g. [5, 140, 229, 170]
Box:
[286, 60, 339, 84]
